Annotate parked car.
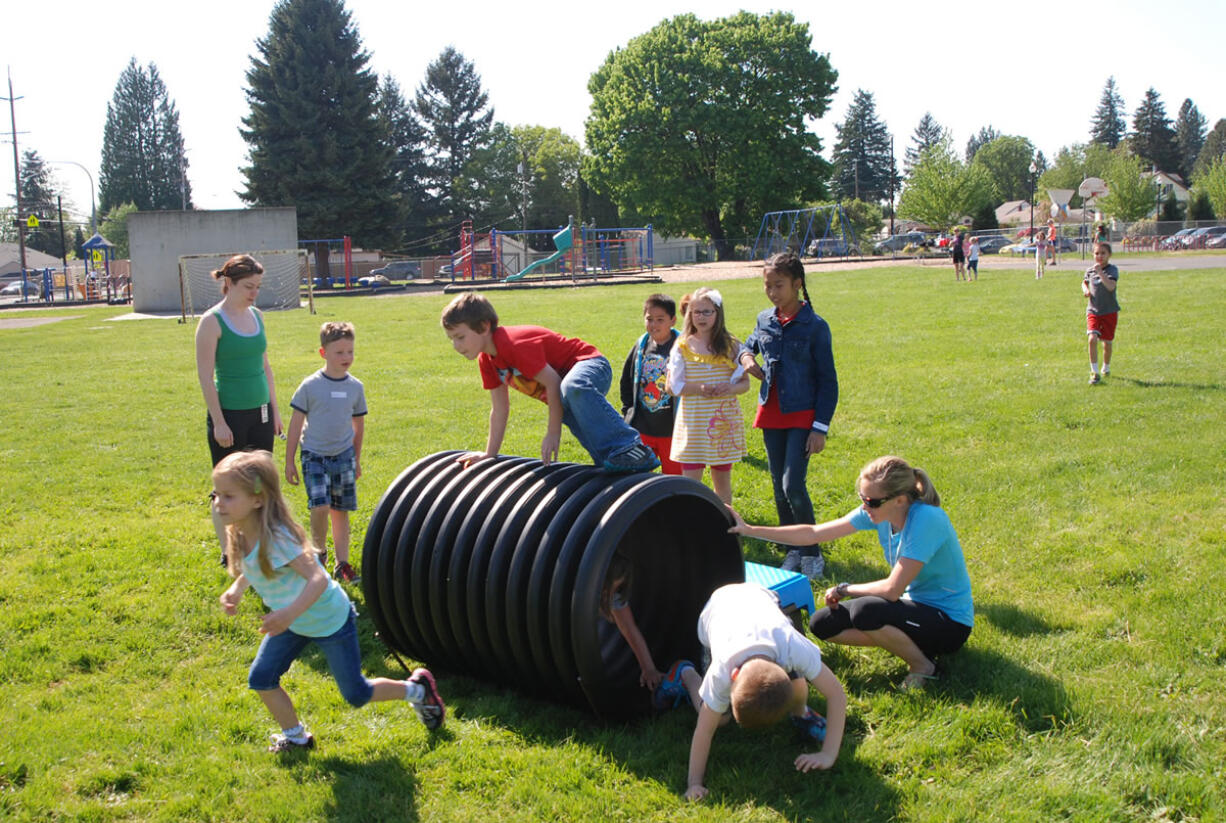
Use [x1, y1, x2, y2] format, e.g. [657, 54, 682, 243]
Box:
[1160, 228, 1198, 250]
[1187, 225, 1226, 248]
[369, 260, 420, 280]
[1, 280, 40, 297]
[1205, 232, 1226, 249]
[873, 232, 926, 253]
[806, 237, 849, 256]
[974, 235, 1013, 254]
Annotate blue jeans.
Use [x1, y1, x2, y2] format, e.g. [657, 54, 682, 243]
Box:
[560, 356, 642, 463]
[762, 427, 820, 556]
[247, 608, 373, 707]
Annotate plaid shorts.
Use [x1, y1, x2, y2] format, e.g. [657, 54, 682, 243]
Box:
[301, 447, 358, 511]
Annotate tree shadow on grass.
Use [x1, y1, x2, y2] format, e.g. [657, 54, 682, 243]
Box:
[941, 645, 1073, 733]
[312, 755, 419, 823]
[1112, 375, 1225, 392]
[976, 600, 1071, 638]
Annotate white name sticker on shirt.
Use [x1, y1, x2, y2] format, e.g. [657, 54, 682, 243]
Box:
[331, 391, 347, 399]
[260, 404, 269, 423]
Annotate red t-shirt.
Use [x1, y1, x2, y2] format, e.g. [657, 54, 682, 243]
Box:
[478, 325, 601, 402]
[752, 307, 816, 430]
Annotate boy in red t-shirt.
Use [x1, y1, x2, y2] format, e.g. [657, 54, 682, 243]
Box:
[441, 293, 659, 472]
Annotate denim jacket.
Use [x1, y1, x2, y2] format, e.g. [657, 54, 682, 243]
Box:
[743, 302, 838, 431]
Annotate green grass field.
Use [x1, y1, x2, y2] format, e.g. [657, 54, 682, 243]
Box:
[2, 262, 1223, 822]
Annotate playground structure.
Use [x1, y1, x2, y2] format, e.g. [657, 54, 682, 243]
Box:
[5, 232, 129, 305]
[750, 205, 858, 261]
[361, 452, 744, 719]
[300, 236, 356, 288]
[449, 219, 654, 283]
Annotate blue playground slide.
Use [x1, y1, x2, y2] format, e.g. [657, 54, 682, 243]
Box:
[504, 224, 572, 282]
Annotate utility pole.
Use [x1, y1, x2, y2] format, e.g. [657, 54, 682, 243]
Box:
[889, 136, 896, 236]
[4, 69, 28, 275]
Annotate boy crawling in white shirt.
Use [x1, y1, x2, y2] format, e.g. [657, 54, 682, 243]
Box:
[654, 582, 847, 800]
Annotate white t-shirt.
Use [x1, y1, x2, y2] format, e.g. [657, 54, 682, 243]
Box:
[697, 583, 823, 714]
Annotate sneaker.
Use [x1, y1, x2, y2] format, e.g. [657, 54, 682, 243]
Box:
[317, 550, 327, 567]
[408, 668, 446, 731]
[652, 659, 695, 711]
[334, 561, 359, 583]
[1089, 373, 1101, 385]
[268, 732, 315, 753]
[603, 444, 661, 473]
[790, 707, 827, 744]
[800, 552, 825, 581]
[1101, 365, 1110, 377]
[780, 550, 801, 572]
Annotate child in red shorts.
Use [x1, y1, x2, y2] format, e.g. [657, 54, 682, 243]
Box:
[1082, 242, 1120, 385]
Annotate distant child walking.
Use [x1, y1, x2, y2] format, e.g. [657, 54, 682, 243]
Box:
[1034, 233, 1048, 279]
[441, 292, 659, 472]
[665, 287, 749, 504]
[950, 231, 966, 280]
[739, 253, 839, 579]
[284, 322, 366, 583]
[215, 451, 445, 752]
[653, 583, 847, 801]
[1082, 242, 1120, 384]
[966, 236, 980, 281]
[619, 294, 682, 475]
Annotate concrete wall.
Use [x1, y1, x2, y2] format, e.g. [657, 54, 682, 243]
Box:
[129, 208, 297, 313]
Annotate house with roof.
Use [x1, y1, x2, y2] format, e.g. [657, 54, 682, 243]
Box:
[0, 243, 61, 276]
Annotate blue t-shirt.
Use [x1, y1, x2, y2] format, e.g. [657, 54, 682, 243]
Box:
[241, 526, 352, 637]
[847, 502, 974, 627]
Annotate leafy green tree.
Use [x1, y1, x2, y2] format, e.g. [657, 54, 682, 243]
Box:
[1090, 76, 1126, 149]
[99, 59, 191, 212]
[904, 113, 946, 177]
[99, 202, 139, 259]
[1197, 157, 1226, 220]
[1174, 99, 1206, 182]
[965, 126, 1001, 163]
[971, 200, 998, 230]
[1097, 149, 1158, 222]
[1040, 143, 1115, 207]
[0, 206, 16, 244]
[585, 12, 836, 260]
[970, 136, 1038, 202]
[377, 74, 433, 249]
[821, 198, 881, 246]
[1129, 88, 1178, 173]
[513, 125, 581, 233]
[414, 47, 495, 218]
[1192, 119, 1226, 181]
[579, 174, 620, 228]
[240, 0, 396, 254]
[830, 90, 896, 204]
[898, 137, 994, 229]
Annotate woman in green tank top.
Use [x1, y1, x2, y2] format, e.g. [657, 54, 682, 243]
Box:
[195, 254, 282, 555]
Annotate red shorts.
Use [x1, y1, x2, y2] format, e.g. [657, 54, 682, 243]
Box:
[679, 462, 733, 472]
[1087, 312, 1118, 342]
[639, 433, 682, 475]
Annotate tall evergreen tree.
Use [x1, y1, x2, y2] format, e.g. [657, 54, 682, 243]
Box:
[1089, 76, 1126, 149]
[99, 58, 191, 212]
[377, 74, 433, 249]
[1193, 119, 1226, 181]
[414, 47, 494, 218]
[1129, 88, 1178, 173]
[904, 113, 946, 177]
[18, 149, 67, 258]
[241, 0, 396, 250]
[965, 126, 1000, 163]
[1174, 99, 1207, 182]
[830, 89, 896, 204]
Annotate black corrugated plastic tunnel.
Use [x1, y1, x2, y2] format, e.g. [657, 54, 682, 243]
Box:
[361, 451, 745, 718]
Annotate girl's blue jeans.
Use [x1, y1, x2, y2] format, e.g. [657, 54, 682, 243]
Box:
[247, 608, 374, 707]
[762, 427, 820, 557]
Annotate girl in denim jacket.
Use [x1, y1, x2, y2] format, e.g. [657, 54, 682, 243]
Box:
[739, 253, 839, 580]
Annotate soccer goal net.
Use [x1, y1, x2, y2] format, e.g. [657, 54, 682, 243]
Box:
[178, 249, 313, 321]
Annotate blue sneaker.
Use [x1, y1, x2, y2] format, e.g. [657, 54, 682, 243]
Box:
[653, 660, 695, 711]
[790, 706, 826, 743]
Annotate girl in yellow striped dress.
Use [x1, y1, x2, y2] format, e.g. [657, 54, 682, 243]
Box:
[665, 287, 750, 504]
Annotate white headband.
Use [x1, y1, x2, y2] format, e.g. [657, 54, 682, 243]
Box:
[703, 289, 723, 308]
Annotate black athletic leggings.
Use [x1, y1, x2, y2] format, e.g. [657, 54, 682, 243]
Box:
[207, 406, 275, 466]
[809, 595, 971, 659]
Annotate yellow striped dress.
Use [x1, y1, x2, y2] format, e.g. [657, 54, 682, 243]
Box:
[668, 340, 747, 466]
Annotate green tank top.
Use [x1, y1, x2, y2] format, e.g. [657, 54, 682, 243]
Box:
[213, 307, 269, 410]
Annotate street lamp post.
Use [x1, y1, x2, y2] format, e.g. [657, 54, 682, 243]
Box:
[49, 159, 96, 235]
[1028, 159, 1038, 236]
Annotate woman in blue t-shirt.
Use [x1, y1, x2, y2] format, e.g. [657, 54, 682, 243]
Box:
[728, 455, 972, 690]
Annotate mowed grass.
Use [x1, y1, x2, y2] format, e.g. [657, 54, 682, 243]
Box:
[1, 262, 1223, 822]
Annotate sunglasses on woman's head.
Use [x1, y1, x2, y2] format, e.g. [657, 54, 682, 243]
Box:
[859, 494, 891, 509]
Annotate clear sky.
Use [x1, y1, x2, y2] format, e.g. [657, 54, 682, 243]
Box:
[4, 0, 1223, 227]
